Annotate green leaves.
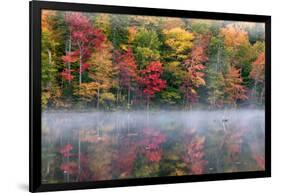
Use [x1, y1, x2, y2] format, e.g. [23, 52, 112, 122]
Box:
[133, 28, 161, 69]
[41, 11, 265, 110]
[164, 27, 194, 60]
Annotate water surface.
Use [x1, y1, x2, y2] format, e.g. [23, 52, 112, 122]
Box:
[42, 110, 265, 183]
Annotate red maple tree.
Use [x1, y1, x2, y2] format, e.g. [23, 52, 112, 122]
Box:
[224, 67, 248, 106]
[116, 47, 138, 107]
[139, 128, 166, 163]
[59, 143, 73, 157]
[181, 35, 209, 107]
[138, 61, 166, 109]
[61, 12, 106, 84]
[183, 136, 207, 174]
[115, 137, 138, 177]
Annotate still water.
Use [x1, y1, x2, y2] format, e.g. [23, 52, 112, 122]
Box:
[42, 110, 265, 184]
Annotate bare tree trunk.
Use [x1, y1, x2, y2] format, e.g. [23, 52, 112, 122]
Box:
[216, 48, 220, 72]
[118, 89, 122, 107]
[67, 38, 72, 84]
[47, 49, 52, 88]
[146, 96, 150, 126]
[97, 87, 100, 109]
[127, 88, 131, 109]
[189, 103, 192, 110]
[79, 50, 82, 85]
[116, 87, 119, 106]
[66, 148, 70, 182]
[185, 94, 189, 111]
[260, 83, 265, 104]
[252, 80, 257, 103]
[146, 96, 150, 111]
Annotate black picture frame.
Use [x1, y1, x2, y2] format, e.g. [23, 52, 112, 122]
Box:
[29, 1, 271, 192]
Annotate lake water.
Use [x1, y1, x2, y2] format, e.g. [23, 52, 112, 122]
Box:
[41, 110, 265, 184]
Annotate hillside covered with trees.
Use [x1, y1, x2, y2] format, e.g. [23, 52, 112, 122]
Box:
[41, 10, 265, 111]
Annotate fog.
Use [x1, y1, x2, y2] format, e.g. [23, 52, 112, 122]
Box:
[42, 109, 265, 134]
[41, 109, 265, 182]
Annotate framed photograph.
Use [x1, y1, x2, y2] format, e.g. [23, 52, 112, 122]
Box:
[30, 1, 271, 192]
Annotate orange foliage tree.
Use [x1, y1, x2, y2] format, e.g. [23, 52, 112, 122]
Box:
[250, 52, 265, 104]
[224, 67, 248, 107]
[180, 35, 209, 108]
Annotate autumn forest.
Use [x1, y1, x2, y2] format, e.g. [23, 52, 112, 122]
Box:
[42, 10, 265, 110]
[41, 10, 265, 184]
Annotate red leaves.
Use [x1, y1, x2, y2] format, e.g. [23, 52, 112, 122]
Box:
[60, 162, 78, 175]
[145, 150, 162, 162]
[183, 136, 207, 174]
[61, 69, 74, 81]
[59, 144, 77, 176]
[252, 154, 265, 170]
[62, 51, 79, 63]
[78, 154, 92, 181]
[59, 143, 73, 157]
[65, 12, 106, 50]
[224, 67, 248, 104]
[59, 143, 92, 180]
[81, 63, 90, 72]
[185, 47, 208, 67]
[142, 128, 166, 147]
[115, 129, 166, 176]
[115, 138, 138, 177]
[61, 63, 89, 82]
[59, 154, 91, 179]
[140, 128, 166, 163]
[253, 52, 265, 66]
[181, 36, 209, 105]
[139, 61, 166, 98]
[250, 52, 265, 83]
[116, 47, 138, 90]
[224, 129, 244, 165]
[61, 12, 106, 83]
[91, 29, 106, 50]
[250, 140, 265, 170]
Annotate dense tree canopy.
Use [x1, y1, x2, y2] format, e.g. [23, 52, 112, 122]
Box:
[41, 10, 266, 110]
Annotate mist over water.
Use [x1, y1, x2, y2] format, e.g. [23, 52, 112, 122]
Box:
[42, 109, 265, 183]
[43, 109, 264, 131]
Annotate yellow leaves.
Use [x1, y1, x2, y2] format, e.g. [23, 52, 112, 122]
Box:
[220, 25, 249, 47]
[196, 76, 206, 86]
[88, 40, 116, 87]
[128, 26, 137, 43]
[42, 84, 63, 109]
[41, 10, 56, 32]
[164, 27, 194, 54]
[88, 141, 115, 180]
[94, 13, 111, 36]
[166, 61, 185, 78]
[42, 91, 51, 109]
[173, 168, 186, 176]
[120, 44, 128, 51]
[75, 82, 99, 102]
[100, 92, 116, 103]
[135, 47, 160, 61]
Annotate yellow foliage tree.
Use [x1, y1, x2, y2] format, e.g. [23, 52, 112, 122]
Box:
[220, 25, 249, 48]
[164, 27, 194, 60]
[76, 40, 117, 107]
